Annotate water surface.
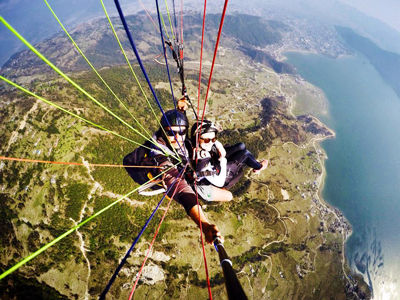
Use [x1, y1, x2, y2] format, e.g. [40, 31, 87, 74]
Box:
[286, 52, 400, 299]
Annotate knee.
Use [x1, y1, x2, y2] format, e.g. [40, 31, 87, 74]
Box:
[220, 189, 233, 202]
[236, 142, 246, 151]
[216, 189, 233, 202]
[225, 191, 233, 201]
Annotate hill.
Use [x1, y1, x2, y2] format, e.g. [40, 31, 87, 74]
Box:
[0, 12, 370, 299]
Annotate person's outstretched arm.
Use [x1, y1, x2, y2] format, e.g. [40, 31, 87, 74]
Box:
[188, 204, 222, 243]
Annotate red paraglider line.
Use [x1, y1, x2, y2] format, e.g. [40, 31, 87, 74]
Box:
[197, 0, 207, 120]
[139, 0, 159, 33]
[199, 0, 229, 128]
[128, 166, 187, 299]
[194, 2, 214, 299]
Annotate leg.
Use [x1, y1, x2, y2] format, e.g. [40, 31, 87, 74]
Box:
[224, 166, 244, 190]
[208, 186, 233, 201]
[223, 143, 268, 188]
[228, 148, 263, 170]
[225, 142, 246, 158]
[196, 184, 233, 202]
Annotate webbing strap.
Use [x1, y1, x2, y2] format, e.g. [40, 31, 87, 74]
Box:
[180, 0, 184, 45]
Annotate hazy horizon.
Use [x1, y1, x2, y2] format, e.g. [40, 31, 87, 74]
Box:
[1, 0, 400, 66]
[339, 0, 400, 32]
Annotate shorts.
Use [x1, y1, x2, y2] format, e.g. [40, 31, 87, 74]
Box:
[196, 184, 215, 202]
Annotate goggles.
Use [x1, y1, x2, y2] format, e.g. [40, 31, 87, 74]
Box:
[166, 128, 187, 136]
[200, 137, 217, 144]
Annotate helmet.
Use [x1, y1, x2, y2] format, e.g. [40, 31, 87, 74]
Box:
[190, 120, 218, 139]
[160, 110, 189, 128]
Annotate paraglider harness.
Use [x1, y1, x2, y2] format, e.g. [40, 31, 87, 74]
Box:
[123, 139, 193, 196]
[123, 141, 169, 196]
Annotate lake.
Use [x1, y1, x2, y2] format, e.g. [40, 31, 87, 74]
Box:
[286, 52, 400, 299]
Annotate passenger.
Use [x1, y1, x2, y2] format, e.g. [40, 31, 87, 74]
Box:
[191, 120, 268, 201]
[191, 120, 232, 202]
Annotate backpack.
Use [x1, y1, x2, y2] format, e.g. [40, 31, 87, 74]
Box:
[123, 141, 167, 196]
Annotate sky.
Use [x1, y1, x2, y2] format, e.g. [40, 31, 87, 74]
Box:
[339, 0, 400, 33]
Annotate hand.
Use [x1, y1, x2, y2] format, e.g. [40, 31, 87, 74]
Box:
[177, 98, 188, 111]
[214, 140, 226, 159]
[195, 147, 209, 159]
[202, 223, 223, 244]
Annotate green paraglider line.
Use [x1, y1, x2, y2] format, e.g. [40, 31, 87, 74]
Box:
[163, 0, 176, 40]
[0, 163, 177, 281]
[43, 0, 155, 144]
[99, 0, 181, 160]
[0, 75, 153, 150]
[0, 16, 173, 158]
[159, 7, 172, 40]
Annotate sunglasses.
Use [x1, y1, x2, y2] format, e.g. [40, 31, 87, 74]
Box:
[200, 137, 217, 144]
[166, 128, 187, 136]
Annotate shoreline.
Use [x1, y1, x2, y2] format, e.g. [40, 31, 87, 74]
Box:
[285, 75, 370, 296]
[280, 49, 353, 63]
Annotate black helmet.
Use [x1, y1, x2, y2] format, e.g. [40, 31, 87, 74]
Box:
[191, 120, 218, 140]
[160, 110, 189, 128]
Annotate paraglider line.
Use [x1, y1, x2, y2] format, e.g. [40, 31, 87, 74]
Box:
[155, 0, 178, 111]
[164, 0, 176, 40]
[100, 167, 186, 299]
[0, 17, 155, 151]
[155, 0, 189, 158]
[198, 0, 229, 141]
[0, 75, 152, 151]
[0, 164, 177, 281]
[113, 0, 188, 159]
[0, 156, 164, 169]
[128, 166, 187, 299]
[43, 0, 154, 143]
[101, 0, 179, 160]
[172, 0, 178, 37]
[139, 0, 159, 33]
[195, 0, 207, 150]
